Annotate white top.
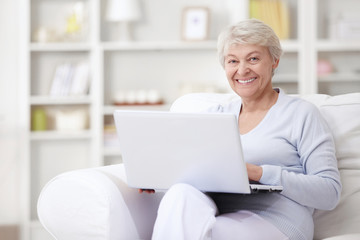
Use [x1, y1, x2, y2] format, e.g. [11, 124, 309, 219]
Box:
[206, 89, 342, 240]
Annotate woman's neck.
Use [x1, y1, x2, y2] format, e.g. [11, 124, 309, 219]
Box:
[241, 88, 279, 114]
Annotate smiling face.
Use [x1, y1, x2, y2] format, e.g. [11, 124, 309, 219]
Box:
[224, 43, 279, 100]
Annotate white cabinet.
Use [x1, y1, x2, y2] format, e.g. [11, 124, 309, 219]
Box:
[19, 0, 360, 239]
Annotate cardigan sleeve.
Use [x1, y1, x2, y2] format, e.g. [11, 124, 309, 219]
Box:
[259, 102, 342, 210]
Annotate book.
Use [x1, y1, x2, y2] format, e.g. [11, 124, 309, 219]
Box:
[61, 63, 74, 96]
[50, 64, 67, 96]
[49, 62, 89, 97]
[249, 0, 290, 40]
[277, 0, 290, 39]
[70, 62, 90, 96]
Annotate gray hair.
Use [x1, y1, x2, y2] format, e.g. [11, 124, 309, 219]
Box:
[217, 19, 283, 68]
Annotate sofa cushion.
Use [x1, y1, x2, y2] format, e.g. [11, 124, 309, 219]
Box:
[170, 93, 240, 113]
[306, 93, 360, 239]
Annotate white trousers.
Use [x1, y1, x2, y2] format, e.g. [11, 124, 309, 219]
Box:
[152, 183, 289, 240]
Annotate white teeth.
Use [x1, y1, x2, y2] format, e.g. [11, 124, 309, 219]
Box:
[237, 77, 256, 84]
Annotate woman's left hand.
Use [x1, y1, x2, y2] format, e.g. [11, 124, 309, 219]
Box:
[138, 189, 155, 194]
[246, 163, 263, 182]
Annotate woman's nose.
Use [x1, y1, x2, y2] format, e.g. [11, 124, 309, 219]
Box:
[237, 62, 250, 74]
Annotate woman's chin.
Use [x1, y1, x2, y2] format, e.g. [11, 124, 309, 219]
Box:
[231, 82, 258, 98]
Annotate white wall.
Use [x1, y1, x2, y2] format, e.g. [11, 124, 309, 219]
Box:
[0, 0, 20, 225]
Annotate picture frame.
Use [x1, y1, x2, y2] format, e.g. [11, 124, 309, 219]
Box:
[181, 7, 210, 41]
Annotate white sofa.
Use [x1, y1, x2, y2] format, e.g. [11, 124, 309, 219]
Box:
[37, 92, 360, 240]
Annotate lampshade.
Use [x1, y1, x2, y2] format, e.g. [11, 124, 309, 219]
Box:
[105, 0, 141, 22]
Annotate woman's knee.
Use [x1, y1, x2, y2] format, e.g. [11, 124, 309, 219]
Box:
[159, 183, 200, 207]
[159, 183, 217, 212]
[167, 183, 200, 196]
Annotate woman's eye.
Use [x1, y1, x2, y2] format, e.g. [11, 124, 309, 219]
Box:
[228, 59, 238, 64]
[249, 57, 259, 62]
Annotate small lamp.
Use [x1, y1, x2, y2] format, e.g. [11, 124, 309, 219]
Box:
[105, 0, 141, 41]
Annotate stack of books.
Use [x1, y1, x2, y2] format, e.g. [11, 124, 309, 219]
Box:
[49, 62, 90, 97]
[249, 0, 290, 40]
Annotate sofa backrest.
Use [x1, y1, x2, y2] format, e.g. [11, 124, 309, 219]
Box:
[171, 92, 360, 239]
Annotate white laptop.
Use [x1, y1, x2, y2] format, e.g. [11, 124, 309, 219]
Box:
[113, 110, 283, 194]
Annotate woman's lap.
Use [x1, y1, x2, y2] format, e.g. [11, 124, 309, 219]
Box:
[152, 183, 288, 240]
[212, 210, 289, 240]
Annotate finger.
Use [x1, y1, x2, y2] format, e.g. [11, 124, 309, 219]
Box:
[138, 189, 155, 194]
[145, 189, 155, 194]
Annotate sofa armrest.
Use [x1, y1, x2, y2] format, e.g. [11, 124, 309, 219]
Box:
[37, 164, 163, 240]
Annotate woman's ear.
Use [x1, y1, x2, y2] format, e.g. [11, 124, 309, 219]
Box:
[272, 58, 280, 69]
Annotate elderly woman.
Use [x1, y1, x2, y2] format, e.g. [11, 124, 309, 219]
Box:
[147, 19, 342, 240]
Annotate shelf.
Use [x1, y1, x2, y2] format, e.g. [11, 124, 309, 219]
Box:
[102, 40, 299, 52]
[318, 72, 360, 82]
[30, 42, 92, 52]
[103, 104, 171, 115]
[102, 41, 218, 51]
[30, 130, 92, 140]
[272, 73, 298, 83]
[30, 95, 92, 105]
[316, 40, 360, 52]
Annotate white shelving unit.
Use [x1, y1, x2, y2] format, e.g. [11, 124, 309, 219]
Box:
[316, 0, 360, 95]
[19, 0, 360, 239]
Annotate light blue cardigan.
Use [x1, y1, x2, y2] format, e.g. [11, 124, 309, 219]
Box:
[207, 89, 342, 240]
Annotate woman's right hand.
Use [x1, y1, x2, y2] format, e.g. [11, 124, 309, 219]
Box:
[246, 163, 263, 182]
[138, 189, 155, 194]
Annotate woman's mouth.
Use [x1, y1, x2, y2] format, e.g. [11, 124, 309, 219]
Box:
[236, 77, 257, 84]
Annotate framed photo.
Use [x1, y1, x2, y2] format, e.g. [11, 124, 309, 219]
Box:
[182, 7, 210, 41]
